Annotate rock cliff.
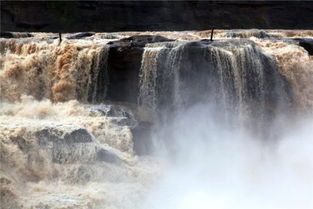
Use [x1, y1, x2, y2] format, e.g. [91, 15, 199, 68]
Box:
[2, 1, 313, 32]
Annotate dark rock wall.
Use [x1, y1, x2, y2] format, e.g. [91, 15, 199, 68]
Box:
[106, 35, 173, 103]
[1, 1, 313, 32]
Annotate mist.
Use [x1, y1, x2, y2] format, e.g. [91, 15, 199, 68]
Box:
[143, 102, 313, 209]
[1, 30, 312, 209]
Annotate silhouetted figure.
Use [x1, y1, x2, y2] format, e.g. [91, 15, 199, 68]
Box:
[58, 33, 62, 45]
[210, 28, 214, 41]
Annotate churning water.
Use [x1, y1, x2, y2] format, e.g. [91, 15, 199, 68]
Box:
[0, 30, 312, 209]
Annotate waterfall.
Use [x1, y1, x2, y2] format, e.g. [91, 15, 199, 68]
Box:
[0, 39, 109, 103]
[138, 40, 293, 130]
[138, 42, 185, 113]
[0, 31, 312, 209]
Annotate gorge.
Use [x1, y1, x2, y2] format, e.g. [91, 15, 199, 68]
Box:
[0, 29, 313, 209]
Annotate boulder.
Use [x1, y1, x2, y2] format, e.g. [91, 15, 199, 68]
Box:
[66, 32, 95, 39]
[105, 35, 174, 103]
[88, 104, 138, 127]
[295, 38, 313, 55]
[35, 127, 121, 164]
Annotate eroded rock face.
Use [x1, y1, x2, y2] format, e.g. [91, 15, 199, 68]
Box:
[108, 35, 173, 48]
[36, 128, 93, 144]
[106, 35, 173, 103]
[0, 32, 33, 38]
[0, 100, 141, 208]
[2, 1, 313, 32]
[67, 32, 95, 39]
[35, 127, 121, 164]
[1, 125, 123, 179]
[0, 100, 137, 185]
[0, 123, 156, 209]
[296, 38, 313, 55]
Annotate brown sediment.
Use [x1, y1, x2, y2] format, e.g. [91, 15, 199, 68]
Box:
[253, 38, 313, 112]
[1, 30, 312, 104]
[0, 38, 109, 103]
[0, 96, 134, 154]
[0, 96, 153, 208]
[0, 30, 313, 208]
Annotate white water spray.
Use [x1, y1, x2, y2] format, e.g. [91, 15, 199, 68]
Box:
[143, 103, 313, 209]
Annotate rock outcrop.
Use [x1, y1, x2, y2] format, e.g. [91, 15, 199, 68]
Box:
[2, 1, 313, 32]
[106, 35, 173, 103]
[296, 38, 313, 55]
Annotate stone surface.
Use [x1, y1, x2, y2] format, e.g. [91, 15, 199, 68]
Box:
[0, 32, 33, 38]
[66, 32, 95, 39]
[296, 38, 313, 55]
[36, 128, 93, 145]
[1, 1, 313, 32]
[106, 35, 173, 103]
[35, 127, 122, 164]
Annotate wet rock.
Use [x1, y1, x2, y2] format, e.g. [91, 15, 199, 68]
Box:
[52, 143, 96, 164]
[110, 117, 137, 127]
[36, 128, 93, 145]
[88, 104, 126, 117]
[295, 38, 313, 55]
[225, 29, 270, 38]
[88, 105, 138, 127]
[200, 39, 213, 43]
[0, 32, 14, 38]
[67, 32, 95, 39]
[35, 127, 121, 164]
[106, 106, 137, 127]
[108, 35, 174, 47]
[36, 128, 62, 146]
[63, 129, 93, 143]
[96, 148, 121, 164]
[106, 35, 173, 103]
[51, 141, 121, 164]
[106, 105, 130, 117]
[0, 32, 33, 38]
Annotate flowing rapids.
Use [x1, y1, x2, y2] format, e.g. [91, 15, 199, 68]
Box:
[0, 30, 312, 209]
[0, 37, 110, 103]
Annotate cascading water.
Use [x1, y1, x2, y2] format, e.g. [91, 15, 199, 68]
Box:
[138, 40, 293, 134]
[0, 38, 110, 103]
[0, 30, 312, 209]
[138, 37, 312, 209]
